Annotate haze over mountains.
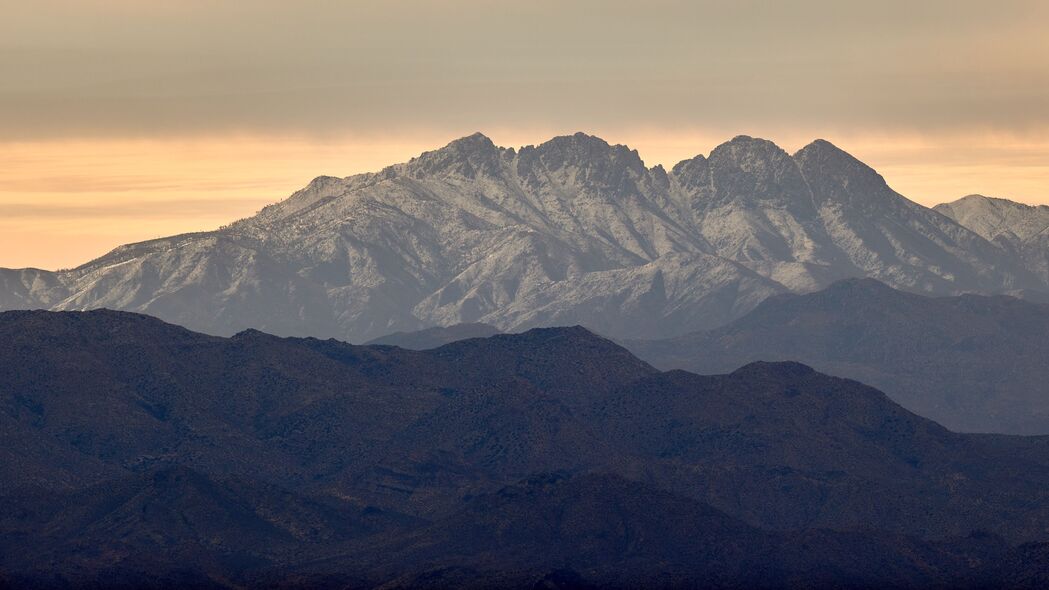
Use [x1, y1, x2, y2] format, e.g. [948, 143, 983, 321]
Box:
[626, 278, 1049, 435]
[8, 310, 1049, 587]
[2, 133, 1047, 342]
[937, 195, 1049, 292]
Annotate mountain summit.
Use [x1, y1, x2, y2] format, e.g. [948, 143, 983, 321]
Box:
[936, 194, 1049, 286]
[0, 133, 1044, 341]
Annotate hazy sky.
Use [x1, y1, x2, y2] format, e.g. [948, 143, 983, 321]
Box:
[3, 0, 1049, 269]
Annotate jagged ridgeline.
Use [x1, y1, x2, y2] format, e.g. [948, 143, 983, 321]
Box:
[2, 133, 1046, 341]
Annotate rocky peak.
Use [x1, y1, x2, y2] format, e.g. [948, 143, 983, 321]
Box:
[793, 139, 896, 209]
[794, 139, 873, 176]
[670, 154, 710, 192]
[534, 132, 643, 167]
[405, 132, 505, 179]
[793, 138, 861, 165]
[249, 174, 350, 225]
[936, 195, 1049, 243]
[958, 194, 1015, 206]
[3, 130, 1044, 347]
[939, 194, 1041, 216]
[519, 132, 647, 193]
[699, 135, 813, 210]
[711, 135, 791, 160]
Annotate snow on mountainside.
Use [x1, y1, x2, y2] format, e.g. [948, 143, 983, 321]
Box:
[2, 132, 1045, 342]
[936, 195, 1049, 285]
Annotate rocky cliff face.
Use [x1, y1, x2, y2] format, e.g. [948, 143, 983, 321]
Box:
[2, 133, 1042, 341]
[936, 194, 1049, 286]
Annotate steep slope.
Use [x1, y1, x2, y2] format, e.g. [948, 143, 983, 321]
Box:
[670, 136, 1022, 292]
[936, 194, 1049, 285]
[794, 141, 1023, 291]
[0, 268, 67, 309]
[0, 133, 1042, 342]
[626, 278, 1049, 434]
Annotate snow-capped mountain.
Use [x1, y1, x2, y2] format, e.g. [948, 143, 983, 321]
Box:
[936, 195, 1049, 287]
[2, 133, 1044, 341]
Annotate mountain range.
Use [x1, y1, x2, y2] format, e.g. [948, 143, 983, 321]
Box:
[625, 278, 1049, 435]
[936, 194, 1049, 292]
[365, 322, 501, 349]
[2, 133, 1047, 342]
[7, 310, 1049, 587]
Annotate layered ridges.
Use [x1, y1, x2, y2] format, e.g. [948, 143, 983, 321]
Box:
[626, 277, 1049, 434]
[5, 310, 1049, 586]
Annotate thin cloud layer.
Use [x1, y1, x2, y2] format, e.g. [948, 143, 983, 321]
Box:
[2, 0, 1048, 140]
[3, 1, 1049, 269]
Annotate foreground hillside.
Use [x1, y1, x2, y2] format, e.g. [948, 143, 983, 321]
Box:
[625, 278, 1049, 434]
[6, 310, 1049, 587]
[2, 132, 1046, 343]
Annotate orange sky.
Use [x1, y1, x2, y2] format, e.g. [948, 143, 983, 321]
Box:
[4, 129, 1048, 270]
[3, 1, 1048, 269]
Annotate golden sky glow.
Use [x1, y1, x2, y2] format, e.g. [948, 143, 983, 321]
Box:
[3, 0, 1048, 269]
[6, 129, 1049, 270]
[0, 136, 433, 269]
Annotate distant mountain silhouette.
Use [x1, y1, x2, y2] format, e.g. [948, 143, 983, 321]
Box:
[625, 278, 1049, 434]
[365, 322, 501, 349]
[6, 310, 1049, 586]
[2, 133, 1046, 343]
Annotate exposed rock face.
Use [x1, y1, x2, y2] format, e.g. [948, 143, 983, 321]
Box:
[2, 133, 1043, 341]
[936, 194, 1049, 286]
